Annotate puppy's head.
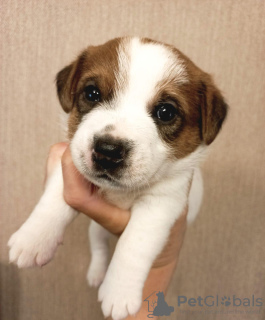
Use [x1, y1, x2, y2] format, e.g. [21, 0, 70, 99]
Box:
[56, 37, 227, 190]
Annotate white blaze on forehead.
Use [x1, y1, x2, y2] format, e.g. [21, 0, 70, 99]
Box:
[114, 38, 131, 92]
[116, 37, 187, 111]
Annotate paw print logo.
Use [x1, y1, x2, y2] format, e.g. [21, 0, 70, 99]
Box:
[221, 296, 231, 306]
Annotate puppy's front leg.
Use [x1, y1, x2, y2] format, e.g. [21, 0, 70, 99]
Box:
[8, 163, 78, 268]
[98, 181, 189, 320]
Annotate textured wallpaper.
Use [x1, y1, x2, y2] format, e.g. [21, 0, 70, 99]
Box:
[1, 1, 264, 319]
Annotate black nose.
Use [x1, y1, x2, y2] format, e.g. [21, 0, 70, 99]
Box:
[92, 136, 128, 170]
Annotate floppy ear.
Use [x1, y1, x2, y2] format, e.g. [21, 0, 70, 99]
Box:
[199, 77, 228, 145]
[56, 63, 75, 113]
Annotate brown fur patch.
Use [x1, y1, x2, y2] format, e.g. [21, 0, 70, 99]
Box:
[56, 38, 127, 139]
[142, 38, 228, 158]
[148, 78, 202, 158]
[169, 45, 228, 148]
[67, 108, 82, 140]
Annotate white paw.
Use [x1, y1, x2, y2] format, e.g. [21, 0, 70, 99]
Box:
[8, 222, 63, 268]
[98, 276, 142, 320]
[87, 261, 107, 288]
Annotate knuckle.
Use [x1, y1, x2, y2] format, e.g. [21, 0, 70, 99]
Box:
[49, 143, 67, 158]
[63, 191, 81, 209]
[61, 147, 70, 164]
[48, 144, 61, 158]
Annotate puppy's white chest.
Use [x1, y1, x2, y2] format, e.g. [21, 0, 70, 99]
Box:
[99, 188, 140, 210]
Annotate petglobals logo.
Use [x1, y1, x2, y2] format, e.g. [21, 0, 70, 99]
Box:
[144, 291, 174, 318]
[177, 295, 263, 308]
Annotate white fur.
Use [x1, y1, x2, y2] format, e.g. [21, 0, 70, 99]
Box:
[8, 38, 205, 320]
[8, 164, 78, 267]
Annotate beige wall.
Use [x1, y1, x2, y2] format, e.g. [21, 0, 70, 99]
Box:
[1, 1, 265, 319]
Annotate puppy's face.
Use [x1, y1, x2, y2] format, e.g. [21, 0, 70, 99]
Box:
[56, 37, 227, 190]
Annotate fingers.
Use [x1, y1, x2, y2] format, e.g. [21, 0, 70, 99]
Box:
[61, 146, 130, 235]
[85, 200, 131, 236]
[61, 146, 93, 206]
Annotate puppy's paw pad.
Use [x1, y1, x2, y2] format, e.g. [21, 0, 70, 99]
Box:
[99, 281, 141, 320]
[8, 226, 62, 268]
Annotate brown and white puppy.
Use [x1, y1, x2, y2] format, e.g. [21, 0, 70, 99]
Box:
[8, 37, 227, 320]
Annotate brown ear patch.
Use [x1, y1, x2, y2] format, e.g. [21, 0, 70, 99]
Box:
[56, 52, 87, 113]
[56, 63, 73, 113]
[199, 77, 228, 145]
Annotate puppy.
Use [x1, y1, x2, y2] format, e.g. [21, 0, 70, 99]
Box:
[8, 37, 227, 320]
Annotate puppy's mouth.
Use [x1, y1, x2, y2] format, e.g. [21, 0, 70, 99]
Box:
[96, 173, 112, 180]
[90, 171, 125, 189]
[80, 156, 125, 189]
[95, 172, 119, 183]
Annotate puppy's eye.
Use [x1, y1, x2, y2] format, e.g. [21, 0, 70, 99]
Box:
[154, 103, 177, 122]
[84, 85, 101, 102]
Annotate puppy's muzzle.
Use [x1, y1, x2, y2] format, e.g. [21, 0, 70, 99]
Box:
[92, 135, 130, 170]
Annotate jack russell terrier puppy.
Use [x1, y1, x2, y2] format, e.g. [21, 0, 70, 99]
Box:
[8, 37, 228, 320]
